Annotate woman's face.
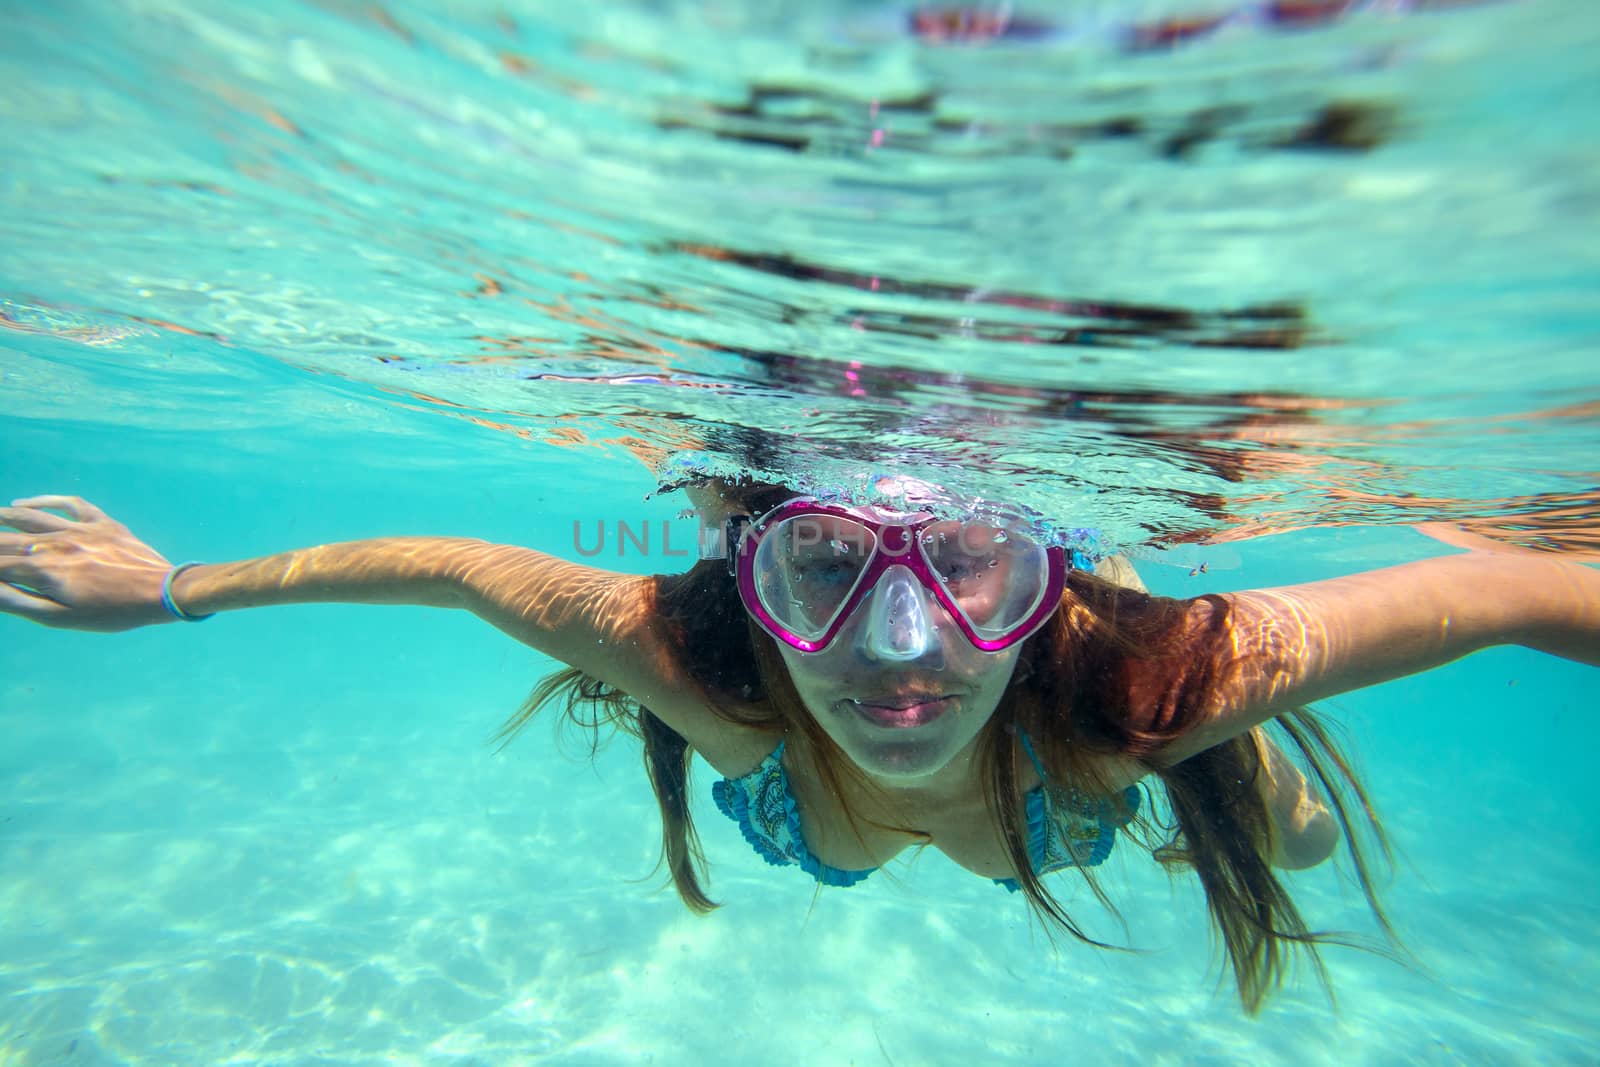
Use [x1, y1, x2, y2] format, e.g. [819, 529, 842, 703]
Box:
[775, 578, 1021, 786]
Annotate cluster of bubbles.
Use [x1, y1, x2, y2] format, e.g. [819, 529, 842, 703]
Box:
[655, 450, 1107, 559]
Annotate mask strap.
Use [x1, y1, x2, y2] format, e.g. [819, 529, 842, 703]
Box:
[702, 514, 751, 577]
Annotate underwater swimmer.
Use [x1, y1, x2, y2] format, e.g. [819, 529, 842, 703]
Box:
[2, 482, 1596, 1011]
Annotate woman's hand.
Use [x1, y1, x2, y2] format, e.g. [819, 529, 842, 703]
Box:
[0, 496, 178, 631]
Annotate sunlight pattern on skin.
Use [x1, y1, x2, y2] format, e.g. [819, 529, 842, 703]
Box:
[1183, 553, 1600, 767]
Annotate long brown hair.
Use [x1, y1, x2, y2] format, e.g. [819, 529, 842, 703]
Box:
[494, 487, 1397, 1013]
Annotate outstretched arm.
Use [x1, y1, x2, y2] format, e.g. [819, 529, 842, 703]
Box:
[1159, 549, 1600, 763]
[0, 495, 717, 737]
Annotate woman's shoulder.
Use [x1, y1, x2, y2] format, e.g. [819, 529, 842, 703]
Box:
[696, 724, 785, 779]
[585, 615, 782, 775]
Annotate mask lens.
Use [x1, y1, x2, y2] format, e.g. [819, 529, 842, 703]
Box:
[920, 520, 1050, 639]
[752, 513, 877, 639]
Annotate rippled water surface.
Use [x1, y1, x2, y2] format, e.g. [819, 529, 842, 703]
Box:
[4, 0, 1598, 550]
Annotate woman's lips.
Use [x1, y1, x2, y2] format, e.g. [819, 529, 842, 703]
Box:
[847, 696, 955, 728]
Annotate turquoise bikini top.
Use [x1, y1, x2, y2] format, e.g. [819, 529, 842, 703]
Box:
[711, 732, 1138, 893]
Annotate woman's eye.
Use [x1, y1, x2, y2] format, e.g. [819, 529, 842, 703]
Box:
[942, 558, 983, 583]
[795, 561, 853, 586]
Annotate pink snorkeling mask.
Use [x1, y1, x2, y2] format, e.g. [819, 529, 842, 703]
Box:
[721, 497, 1068, 655]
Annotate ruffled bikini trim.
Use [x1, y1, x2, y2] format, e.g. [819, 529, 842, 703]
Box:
[712, 743, 875, 888]
[994, 782, 1140, 893]
[715, 738, 1136, 893]
[712, 777, 792, 868]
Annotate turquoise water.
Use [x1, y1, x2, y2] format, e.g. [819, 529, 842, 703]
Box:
[3, 1, 1599, 1063]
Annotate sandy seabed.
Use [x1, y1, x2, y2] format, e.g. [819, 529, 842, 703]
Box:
[1, 498, 1596, 1067]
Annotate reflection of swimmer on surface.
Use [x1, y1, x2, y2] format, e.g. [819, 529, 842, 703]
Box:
[898, 1, 1502, 49]
[668, 0, 1481, 160]
[3, 474, 1596, 1013]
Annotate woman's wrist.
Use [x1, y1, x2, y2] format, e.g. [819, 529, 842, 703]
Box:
[161, 562, 215, 621]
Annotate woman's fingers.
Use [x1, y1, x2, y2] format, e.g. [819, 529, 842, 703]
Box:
[8, 496, 111, 524]
[0, 547, 48, 581]
[0, 494, 174, 631]
[0, 505, 81, 534]
[0, 547, 43, 575]
[0, 531, 39, 556]
[0, 581, 65, 620]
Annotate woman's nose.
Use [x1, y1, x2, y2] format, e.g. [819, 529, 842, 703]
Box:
[853, 564, 947, 669]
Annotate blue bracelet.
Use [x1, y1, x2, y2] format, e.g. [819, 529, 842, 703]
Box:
[161, 562, 215, 622]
